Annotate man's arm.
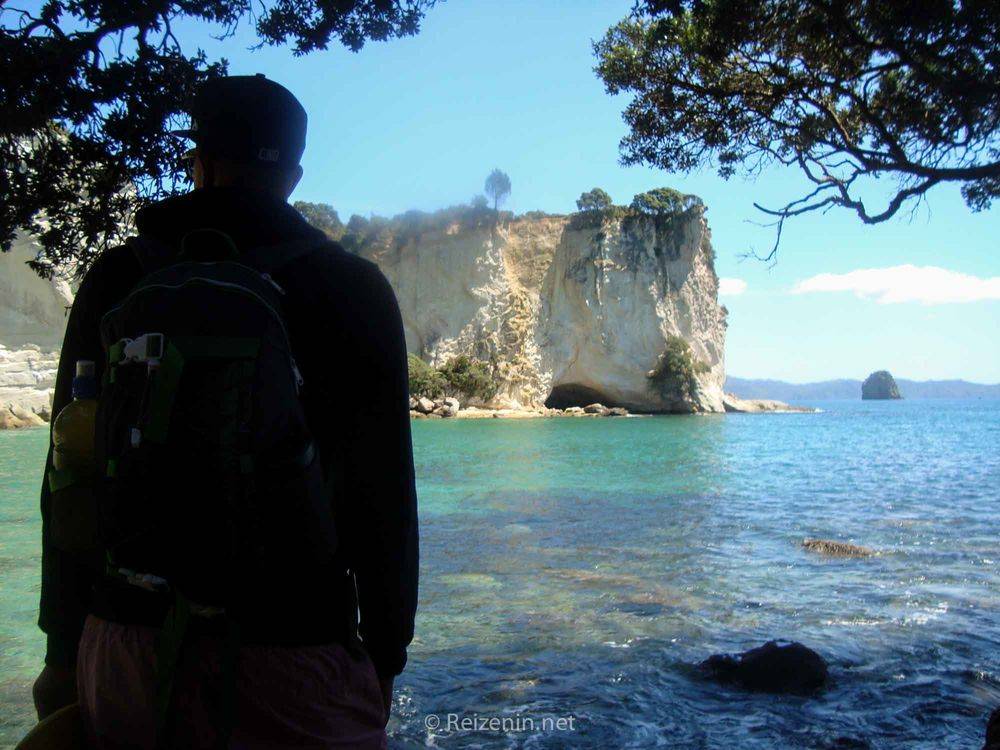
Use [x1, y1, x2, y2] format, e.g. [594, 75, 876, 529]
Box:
[35, 248, 136, 718]
[333, 260, 419, 681]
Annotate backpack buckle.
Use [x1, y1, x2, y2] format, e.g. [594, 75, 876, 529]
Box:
[121, 333, 165, 370]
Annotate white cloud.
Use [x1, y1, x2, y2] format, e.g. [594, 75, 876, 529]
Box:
[792, 265, 1000, 305]
[718, 277, 747, 296]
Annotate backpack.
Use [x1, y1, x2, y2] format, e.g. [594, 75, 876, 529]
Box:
[94, 229, 338, 614]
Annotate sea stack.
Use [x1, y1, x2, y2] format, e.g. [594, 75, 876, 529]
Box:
[861, 370, 902, 400]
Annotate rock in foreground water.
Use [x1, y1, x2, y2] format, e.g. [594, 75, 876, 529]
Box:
[701, 640, 828, 694]
[802, 538, 876, 558]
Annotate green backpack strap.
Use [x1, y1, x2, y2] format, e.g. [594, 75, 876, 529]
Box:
[154, 593, 241, 750]
[154, 592, 191, 749]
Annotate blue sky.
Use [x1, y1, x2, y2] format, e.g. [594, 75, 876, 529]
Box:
[180, 0, 1000, 383]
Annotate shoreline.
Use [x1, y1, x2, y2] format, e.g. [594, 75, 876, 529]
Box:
[410, 395, 817, 420]
[0, 395, 817, 431]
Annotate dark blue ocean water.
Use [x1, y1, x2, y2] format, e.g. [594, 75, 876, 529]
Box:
[2, 400, 998, 748]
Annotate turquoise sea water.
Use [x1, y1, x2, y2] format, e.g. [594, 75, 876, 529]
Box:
[1, 400, 998, 748]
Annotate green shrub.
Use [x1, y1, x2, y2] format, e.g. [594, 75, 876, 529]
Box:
[407, 354, 445, 399]
[438, 355, 499, 402]
[576, 187, 613, 212]
[567, 202, 632, 230]
[630, 187, 703, 216]
[647, 336, 710, 401]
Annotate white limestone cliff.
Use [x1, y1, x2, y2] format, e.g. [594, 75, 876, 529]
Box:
[0, 205, 729, 424]
[0, 235, 71, 426]
[360, 207, 727, 412]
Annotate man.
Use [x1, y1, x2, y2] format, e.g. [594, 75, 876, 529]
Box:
[32, 74, 419, 748]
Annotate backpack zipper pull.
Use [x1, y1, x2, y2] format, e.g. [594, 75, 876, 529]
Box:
[261, 273, 285, 295]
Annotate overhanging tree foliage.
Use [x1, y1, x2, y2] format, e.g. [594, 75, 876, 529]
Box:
[1, 0, 437, 274]
[596, 0, 1000, 260]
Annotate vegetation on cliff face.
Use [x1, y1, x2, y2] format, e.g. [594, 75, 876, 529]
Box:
[437, 355, 500, 402]
[407, 354, 445, 399]
[647, 335, 710, 403]
[408, 354, 499, 402]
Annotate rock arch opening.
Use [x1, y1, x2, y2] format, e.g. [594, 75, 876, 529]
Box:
[544, 383, 617, 410]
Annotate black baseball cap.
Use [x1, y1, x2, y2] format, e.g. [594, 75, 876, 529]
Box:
[172, 74, 307, 169]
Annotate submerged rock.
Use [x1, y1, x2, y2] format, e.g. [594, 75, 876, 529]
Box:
[701, 640, 828, 694]
[802, 538, 875, 558]
[861, 370, 902, 400]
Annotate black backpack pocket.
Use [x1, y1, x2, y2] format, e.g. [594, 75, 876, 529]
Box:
[240, 442, 337, 581]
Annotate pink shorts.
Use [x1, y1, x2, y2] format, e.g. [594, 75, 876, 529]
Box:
[76, 615, 388, 749]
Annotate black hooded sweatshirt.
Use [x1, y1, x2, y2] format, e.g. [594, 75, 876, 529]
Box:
[39, 187, 419, 679]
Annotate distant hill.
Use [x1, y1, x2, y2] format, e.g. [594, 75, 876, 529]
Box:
[725, 377, 1000, 403]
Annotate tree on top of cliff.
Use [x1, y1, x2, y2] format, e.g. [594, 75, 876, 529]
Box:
[576, 188, 613, 212]
[1, 0, 438, 275]
[595, 0, 1000, 261]
[630, 188, 703, 216]
[484, 169, 512, 212]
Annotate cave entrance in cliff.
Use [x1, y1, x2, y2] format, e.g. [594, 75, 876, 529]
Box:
[544, 383, 616, 410]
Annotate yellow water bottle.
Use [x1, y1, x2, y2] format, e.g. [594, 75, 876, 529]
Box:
[52, 360, 98, 474]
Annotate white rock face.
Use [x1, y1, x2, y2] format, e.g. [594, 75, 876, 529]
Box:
[0, 208, 729, 422]
[361, 208, 727, 412]
[0, 235, 73, 424]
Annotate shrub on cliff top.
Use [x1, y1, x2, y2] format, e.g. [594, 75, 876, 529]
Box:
[576, 188, 614, 212]
[438, 355, 499, 402]
[408, 355, 445, 399]
[341, 204, 497, 255]
[647, 336, 710, 402]
[631, 188, 703, 216]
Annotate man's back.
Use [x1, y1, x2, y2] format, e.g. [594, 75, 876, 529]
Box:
[38, 186, 418, 747]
